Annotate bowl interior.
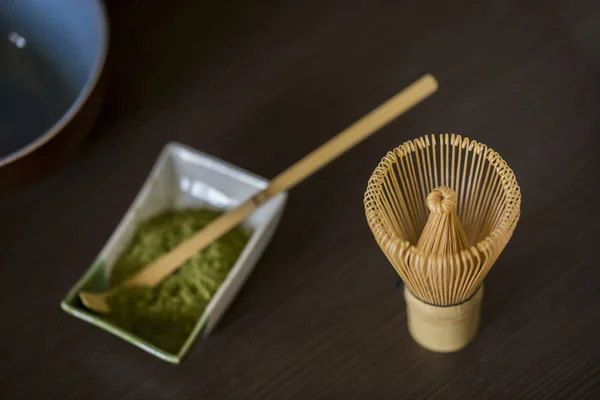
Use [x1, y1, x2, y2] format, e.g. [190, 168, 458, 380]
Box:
[0, 0, 107, 160]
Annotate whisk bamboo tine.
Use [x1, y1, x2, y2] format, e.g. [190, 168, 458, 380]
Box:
[468, 144, 488, 234]
[432, 135, 439, 188]
[411, 147, 429, 228]
[450, 134, 456, 191]
[445, 134, 451, 189]
[454, 135, 463, 214]
[397, 152, 421, 236]
[425, 136, 435, 195]
[470, 154, 493, 241]
[458, 138, 470, 220]
[476, 169, 502, 240]
[413, 144, 429, 232]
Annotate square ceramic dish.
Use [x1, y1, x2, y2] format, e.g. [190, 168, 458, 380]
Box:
[61, 142, 287, 363]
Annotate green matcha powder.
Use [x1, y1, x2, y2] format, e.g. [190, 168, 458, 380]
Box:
[106, 208, 250, 353]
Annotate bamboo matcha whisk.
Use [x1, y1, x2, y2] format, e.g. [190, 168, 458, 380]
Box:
[364, 134, 521, 352]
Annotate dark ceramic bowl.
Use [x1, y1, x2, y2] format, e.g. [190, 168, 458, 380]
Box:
[0, 0, 108, 190]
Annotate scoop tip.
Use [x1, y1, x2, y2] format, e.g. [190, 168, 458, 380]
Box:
[79, 291, 110, 314]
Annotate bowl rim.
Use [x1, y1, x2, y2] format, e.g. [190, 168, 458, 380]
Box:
[0, 0, 110, 168]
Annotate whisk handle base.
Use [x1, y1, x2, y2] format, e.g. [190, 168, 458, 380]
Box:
[404, 286, 483, 352]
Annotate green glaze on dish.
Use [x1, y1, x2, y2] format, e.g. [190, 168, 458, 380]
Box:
[106, 208, 249, 353]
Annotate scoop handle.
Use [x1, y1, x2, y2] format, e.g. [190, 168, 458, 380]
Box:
[268, 74, 438, 194]
[126, 74, 439, 288]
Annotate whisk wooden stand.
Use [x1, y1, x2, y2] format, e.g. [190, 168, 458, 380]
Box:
[404, 285, 483, 352]
[364, 134, 520, 352]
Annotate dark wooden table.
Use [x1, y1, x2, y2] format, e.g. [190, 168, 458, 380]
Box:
[2, 0, 600, 398]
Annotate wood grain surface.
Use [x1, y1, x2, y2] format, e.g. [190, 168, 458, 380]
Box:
[1, 0, 599, 398]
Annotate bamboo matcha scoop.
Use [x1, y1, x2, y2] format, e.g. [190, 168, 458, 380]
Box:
[79, 74, 439, 314]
